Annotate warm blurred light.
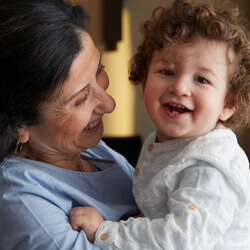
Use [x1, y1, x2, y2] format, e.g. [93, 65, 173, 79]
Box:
[102, 7, 135, 137]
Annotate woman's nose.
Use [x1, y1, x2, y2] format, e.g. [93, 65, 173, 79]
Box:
[97, 89, 116, 114]
[94, 72, 116, 114]
[167, 77, 191, 97]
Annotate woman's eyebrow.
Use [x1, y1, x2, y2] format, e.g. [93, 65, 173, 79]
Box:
[63, 50, 102, 105]
[96, 51, 102, 75]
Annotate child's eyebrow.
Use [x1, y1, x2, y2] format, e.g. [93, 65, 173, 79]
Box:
[154, 57, 168, 63]
[198, 66, 218, 80]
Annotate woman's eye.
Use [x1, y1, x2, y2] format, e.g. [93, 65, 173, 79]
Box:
[76, 96, 87, 106]
[194, 76, 209, 84]
[75, 89, 90, 106]
[96, 64, 105, 75]
[160, 69, 175, 76]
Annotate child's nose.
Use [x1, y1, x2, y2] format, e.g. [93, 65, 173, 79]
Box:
[168, 77, 191, 97]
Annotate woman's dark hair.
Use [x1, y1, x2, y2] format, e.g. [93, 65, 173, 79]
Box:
[0, 0, 90, 164]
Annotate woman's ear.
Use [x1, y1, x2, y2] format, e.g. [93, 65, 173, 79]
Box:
[15, 127, 29, 143]
[219, 106, 236, 121]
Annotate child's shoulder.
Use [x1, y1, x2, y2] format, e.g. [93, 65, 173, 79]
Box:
[189, 125, 236, 154]
[184, 124, 248, 169]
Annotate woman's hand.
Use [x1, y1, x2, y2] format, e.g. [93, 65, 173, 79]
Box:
[70, 206, 104, 242]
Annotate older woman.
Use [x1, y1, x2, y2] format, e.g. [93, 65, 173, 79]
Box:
[0, 0, 139, 249]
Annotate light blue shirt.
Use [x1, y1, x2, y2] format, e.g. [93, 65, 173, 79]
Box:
[0, 140, 139, 249]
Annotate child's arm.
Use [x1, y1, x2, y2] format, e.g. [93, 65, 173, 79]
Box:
[70, 206, 104, 243]
[71, 163, 247, 249]
[70, 207, 144, 243]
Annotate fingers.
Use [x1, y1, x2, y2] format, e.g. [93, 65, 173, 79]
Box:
[70, 206, 99, 216]
[69, 206, 105, 243]
[70, 206, 87, 216]
[70, 207, 87, 231]
[70, 206, 102, 231]
[70, 214, 84, 231]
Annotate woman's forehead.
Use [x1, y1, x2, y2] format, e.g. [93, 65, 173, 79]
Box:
[50, 33, 99, 103]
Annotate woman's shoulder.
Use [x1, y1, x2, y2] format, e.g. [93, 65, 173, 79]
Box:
[0, 156, 37, 175]
[83, 140, 118, 160]
[0, 156, 59, 193]
[83, 140, 135, 177]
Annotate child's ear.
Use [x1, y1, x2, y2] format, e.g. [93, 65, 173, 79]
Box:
[15, 127, 29, 143]
[219, 106, 236, 121]
[140, 74, 146, 92]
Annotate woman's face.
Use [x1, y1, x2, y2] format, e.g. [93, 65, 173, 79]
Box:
[26, 33, 116, 155]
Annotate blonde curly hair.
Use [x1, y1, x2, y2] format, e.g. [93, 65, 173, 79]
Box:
[129, 0, 250, 132]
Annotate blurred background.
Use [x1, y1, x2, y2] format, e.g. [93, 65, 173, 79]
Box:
[72, 0, 249, 166]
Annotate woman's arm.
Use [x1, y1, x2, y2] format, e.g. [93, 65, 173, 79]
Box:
[0, 189, 101, 250]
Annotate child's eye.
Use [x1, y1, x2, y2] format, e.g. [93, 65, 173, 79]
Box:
[194, 76, 209, 84]
[160, 69, 175, 76]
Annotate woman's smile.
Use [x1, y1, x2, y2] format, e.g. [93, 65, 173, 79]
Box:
[84, 117, 102, 131]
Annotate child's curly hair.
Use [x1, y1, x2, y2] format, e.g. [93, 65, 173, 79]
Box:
[129, 0, 250, 132]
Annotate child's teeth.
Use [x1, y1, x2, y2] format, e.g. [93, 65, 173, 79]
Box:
[172, 111, 179, 114]
[169, 103, 186, 109]
[170, 104, 185, 109]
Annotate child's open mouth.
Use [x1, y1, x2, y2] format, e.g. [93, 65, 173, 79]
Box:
[165, 103, 190, 115]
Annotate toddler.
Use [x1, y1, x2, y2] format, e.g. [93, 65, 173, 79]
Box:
[70, 0, 250, 249]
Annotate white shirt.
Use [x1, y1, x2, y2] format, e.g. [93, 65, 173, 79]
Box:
[95, 125, 250, 249]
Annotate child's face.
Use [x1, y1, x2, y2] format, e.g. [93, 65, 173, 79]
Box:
[143, 38, 235, 142]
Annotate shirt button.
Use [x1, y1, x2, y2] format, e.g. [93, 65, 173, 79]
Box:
[147, 144, 153, 152]
[134, 168, 140, 176]
[100, 233, 109, 241]
[188, 204, 196, 210]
